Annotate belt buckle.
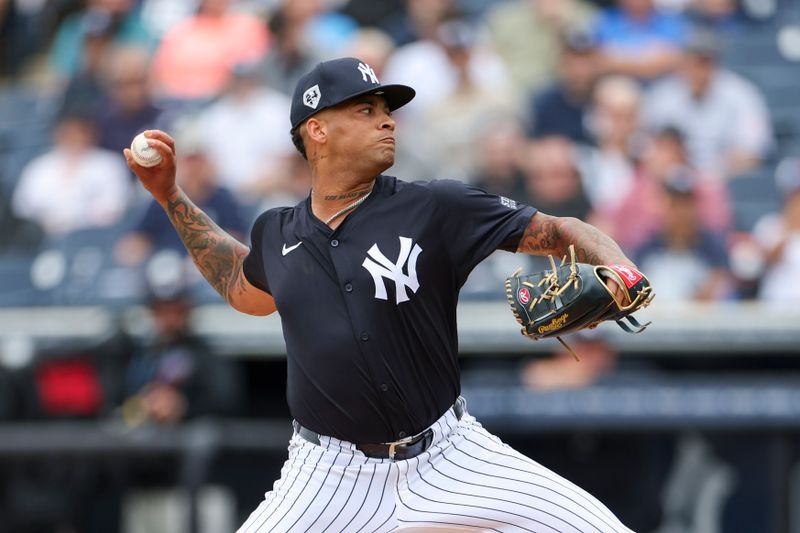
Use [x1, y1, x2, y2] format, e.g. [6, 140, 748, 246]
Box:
[385, 434, 416, 460]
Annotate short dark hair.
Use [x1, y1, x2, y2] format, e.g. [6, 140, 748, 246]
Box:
[657, 125, 686, 146]
[291, 126, 307, 160]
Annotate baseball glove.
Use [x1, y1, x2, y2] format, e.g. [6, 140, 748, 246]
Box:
[505, 245, 654, 360]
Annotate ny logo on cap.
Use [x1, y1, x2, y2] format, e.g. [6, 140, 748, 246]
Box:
[303, 84, 321, 109]
[357, 62, 379, 84]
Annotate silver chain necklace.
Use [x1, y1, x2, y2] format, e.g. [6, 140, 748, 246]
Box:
[322, 190, 372, 225]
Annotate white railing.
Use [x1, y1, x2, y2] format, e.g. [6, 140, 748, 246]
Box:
[1, 301, 799, 357]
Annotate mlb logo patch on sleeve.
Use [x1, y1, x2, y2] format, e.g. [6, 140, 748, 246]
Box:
[500, 197, 517, 209]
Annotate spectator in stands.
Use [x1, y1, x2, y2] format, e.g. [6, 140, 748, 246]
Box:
[49, 0, 154, 80]
[198, 62, 294, 205]
[753, 158, 800, 302]
[486, 0, 596, 96]
[382, 18, 513, 177]
[119, 283, 242, 426]
[381, 0, 455, 46]
[96, 46, 162, 155]
[596, 126, 732, 253]
[150, 0, 268, 103]
[642, 29, 772, 177]
[278, 0, 359, 58]
[114, 129, 245, 266]
[0, 0, 49, 76]
[526, 30, 599, 144]
[594, 0, 687, 81]
[634, 171, 731, 301]
[581, 75, 644, 212]
[521, 136, 594, 220]
[57, 10, 117, 119]
[256, 6, 320, 96]
[11, 113, 131, 237]
[383, 18, 510, 119]
[346, 27, 397, 79]
[687, 0, 742, 34]
[409, 20, 517, 181]
[471, 119, 528, 201]
[341, 0, 404, 29]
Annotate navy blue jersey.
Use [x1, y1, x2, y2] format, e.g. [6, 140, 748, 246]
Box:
[243, 175, 536, 443]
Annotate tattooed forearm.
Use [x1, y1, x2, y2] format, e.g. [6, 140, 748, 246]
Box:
[165, 191, 250, 304]
[557, 218, 630, 265]
[517, 214, 633, 266]
[517, 214, 560, 256]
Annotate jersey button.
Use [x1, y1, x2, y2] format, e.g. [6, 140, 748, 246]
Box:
[380, 383, 388, 392]
[344, 283, 353, 292]
[330, 239, 339, 247]
[398, 431, 407, 438]
[360, 332, 369, 341]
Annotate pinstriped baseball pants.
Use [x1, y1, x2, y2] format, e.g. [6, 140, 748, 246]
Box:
[236, 403, 635, 533]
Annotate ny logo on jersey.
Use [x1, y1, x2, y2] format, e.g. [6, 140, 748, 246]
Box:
[357, 62, 379, 84]
[362, 236, 422, 304]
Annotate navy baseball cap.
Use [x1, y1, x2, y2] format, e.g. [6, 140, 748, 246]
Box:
[290, 57, 416, 130]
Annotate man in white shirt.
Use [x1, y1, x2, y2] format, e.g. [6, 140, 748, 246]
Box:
[643, 30, 772, 178]
[753, 158, 800, 302]
[12, 114, 131, 236]
[198, 63, 296, 205]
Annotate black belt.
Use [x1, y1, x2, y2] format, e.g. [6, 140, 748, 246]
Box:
[293, 397, 465, 461]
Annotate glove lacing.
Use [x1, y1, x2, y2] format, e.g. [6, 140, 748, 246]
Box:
[514, 246, 582, 361]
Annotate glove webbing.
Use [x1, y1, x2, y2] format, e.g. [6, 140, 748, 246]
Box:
[519, 246, 580, 316]
[514, 246, 583, 362]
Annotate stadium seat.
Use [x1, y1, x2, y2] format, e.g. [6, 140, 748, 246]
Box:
[0, 86, 58, 192]
[33, 225, 133, 306]
[721, 34, 778, 68]
[728, 165, 782, 231]
[0, 255, 39, 307]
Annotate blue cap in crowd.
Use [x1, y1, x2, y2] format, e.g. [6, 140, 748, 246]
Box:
[290, 57, 416, 130]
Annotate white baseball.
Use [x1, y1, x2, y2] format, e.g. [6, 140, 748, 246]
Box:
[130, 132, 162, 168]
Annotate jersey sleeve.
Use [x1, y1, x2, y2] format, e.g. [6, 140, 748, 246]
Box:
[429, 179, 536, 282]
[242, 211, 271, 294]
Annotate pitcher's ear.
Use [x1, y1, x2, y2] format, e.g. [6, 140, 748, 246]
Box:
[306, 117, 327, 145]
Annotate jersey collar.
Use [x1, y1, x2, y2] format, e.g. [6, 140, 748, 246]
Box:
[302, 175, 390, 235]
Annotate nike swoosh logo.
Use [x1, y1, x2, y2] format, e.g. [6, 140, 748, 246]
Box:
[282, 242, 303, 256]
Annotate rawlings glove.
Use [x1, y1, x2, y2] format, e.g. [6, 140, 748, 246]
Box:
[505, 245, 654, 359]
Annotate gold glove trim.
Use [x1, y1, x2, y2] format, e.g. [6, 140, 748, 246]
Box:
[593, 265, 656, 312]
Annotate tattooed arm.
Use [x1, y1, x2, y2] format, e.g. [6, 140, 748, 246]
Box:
[161, 189, 276, 315]
[517, 212, 635, 303]
[124, 130, 276, 316]
[517, 212, 634, 266]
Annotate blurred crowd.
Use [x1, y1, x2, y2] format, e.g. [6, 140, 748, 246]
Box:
[1, 1, 800, 531]
[0, 0, 798, 306]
